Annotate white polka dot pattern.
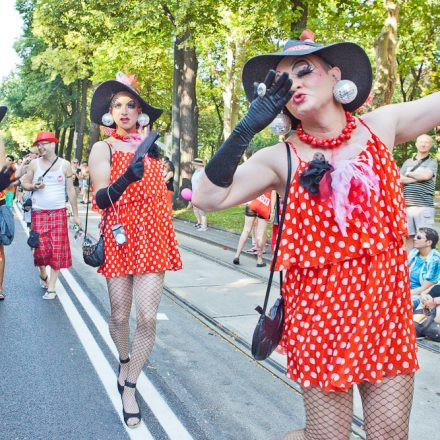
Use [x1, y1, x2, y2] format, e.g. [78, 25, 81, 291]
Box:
[93, 150, 182, 278]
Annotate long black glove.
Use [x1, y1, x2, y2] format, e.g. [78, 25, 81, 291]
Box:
[0, 166, 16, 192]
[95, 158, 144, 209]
[204, 70, 293, 187]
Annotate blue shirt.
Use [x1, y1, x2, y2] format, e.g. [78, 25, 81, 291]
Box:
[408, 248, 440, 288]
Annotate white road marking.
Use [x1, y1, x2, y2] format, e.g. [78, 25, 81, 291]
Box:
[14, 203, 193, 440]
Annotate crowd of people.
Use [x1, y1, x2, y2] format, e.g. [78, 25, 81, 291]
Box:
[0, 28, 439, 439]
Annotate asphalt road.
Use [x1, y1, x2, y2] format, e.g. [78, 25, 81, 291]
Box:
[1, 210, 307, 440]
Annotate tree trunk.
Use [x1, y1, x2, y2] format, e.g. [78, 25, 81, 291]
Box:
[88, 122, 100, 157]
[372, 1, 399, 107]
[58, 126, 67, 158]
[179, 43, 198, 185]
[222, 35, 244, 140]
[76, 78, 89, 161]
[171, 34, 185, 186]
[290, 0, 308, 38]
[65, 127, 75, 161]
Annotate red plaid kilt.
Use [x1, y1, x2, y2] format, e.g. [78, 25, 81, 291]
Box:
[32, 208, 72, 269]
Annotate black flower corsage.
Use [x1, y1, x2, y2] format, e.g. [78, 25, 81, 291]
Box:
[299, 153, 334, 196]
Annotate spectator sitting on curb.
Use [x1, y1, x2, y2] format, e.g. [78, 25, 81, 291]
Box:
[408, 227, 440, 309]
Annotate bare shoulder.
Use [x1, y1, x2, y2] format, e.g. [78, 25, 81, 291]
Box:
[360, 106, 397, 150]
[90, 140, 111, 163]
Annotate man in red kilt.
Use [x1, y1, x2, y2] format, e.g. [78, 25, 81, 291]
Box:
[21, 131, 80, 299]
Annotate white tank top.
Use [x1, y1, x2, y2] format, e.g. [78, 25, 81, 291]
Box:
[32, 158, 67, 210]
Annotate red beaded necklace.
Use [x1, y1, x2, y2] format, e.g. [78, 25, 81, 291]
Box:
[296, 111, 357, 149]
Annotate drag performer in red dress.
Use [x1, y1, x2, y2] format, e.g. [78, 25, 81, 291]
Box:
[193, 30, 440, 439]
[89, 73, 182, 428]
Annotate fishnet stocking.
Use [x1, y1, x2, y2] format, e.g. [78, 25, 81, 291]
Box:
[107, 276, 133, 389]
[122, 272, 164, 425]
[283, 386, 353, 440]
[358, 374, 414, 440]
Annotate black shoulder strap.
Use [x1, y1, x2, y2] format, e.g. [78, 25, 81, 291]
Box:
[258, 143, 292, 314]
[410, 155, 430, 173]
[84, 143, 112, 238]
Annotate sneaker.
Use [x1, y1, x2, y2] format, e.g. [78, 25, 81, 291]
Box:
[198, 227, 208, 231]
[42, 290, 57, 300]
[194, 223, 201, 228]
[0, 292, 4, 300]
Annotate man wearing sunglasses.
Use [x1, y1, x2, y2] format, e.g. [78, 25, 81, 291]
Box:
[400, 134, 437, 251]
[408, 227, 440, 308]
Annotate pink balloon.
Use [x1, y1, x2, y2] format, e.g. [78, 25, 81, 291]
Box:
[181, 188, 192, 201]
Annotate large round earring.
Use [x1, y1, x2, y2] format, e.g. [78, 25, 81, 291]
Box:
[270, 111, 292, 136]
[137, 113, 150, 128]
[101, 112, 114, 126]
[333, 80, 358, 104]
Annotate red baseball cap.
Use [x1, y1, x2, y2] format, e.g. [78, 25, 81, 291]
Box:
[33, 131, 59, 146]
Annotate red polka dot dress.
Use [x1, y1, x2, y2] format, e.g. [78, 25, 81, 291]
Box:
[93, 147, 182, 278]
[275, 120, 419, 392]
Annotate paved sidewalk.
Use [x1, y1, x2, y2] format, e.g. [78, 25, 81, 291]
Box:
[172, 217, 273, 264]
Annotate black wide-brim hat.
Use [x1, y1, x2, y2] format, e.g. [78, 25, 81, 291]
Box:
[242, 33, 372, 127]
[0, 106, 7, 124]
[90, 79, 163, 128]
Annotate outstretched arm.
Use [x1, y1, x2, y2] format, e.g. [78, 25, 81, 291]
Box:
[363, 92, 440, 149]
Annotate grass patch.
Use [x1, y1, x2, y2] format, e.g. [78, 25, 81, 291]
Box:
[174, 205, 245, 234]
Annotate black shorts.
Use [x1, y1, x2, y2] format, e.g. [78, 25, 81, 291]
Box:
[245, 206, 265, 219]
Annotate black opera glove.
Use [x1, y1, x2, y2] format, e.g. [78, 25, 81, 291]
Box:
[95, 158, 144, 209]
[0, 166, 15, 192]
[204, 70, 293, 187]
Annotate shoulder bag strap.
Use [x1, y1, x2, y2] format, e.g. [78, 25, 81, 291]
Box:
[29, 156, 59, 198]
[410, 155, 430, 173]
[84, 143, 112, 238]
[260, 143, 292, 314]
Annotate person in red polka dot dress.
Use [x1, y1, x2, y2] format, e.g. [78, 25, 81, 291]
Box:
[194, 30, 440, 440]
[88, 72, 181, 428]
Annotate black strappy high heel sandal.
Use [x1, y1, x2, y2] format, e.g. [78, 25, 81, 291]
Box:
[122, 381, 141, 428]
[117, 357, 130, 395]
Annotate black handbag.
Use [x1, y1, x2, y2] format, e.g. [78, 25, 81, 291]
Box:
[82, 143, 111, 267]
[251, 143, 292, 361]
[27, 229, 40, 249]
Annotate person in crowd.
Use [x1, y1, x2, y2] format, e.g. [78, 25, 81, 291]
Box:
[5, 155, 16, 208]
[0, 106, 16, 300]
[80, 160, 90, 204]
[233, 190, 276, 267]
[21, 131, 80, 299]
[71, 158, 81, 196]
[88, 72, 182, 428]
[163, 159, 175, 213]
[191, 158, 208, 231]
[400, 134, 437, 252]
[408, 227, 440, 309]
[193, 29, 440, 439]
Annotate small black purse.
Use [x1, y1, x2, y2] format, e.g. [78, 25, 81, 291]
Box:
[82, 184, 108, 268]
[82, 143, 112, 268]
[251, 143, 292, 361]
[27, 229, 40, 249]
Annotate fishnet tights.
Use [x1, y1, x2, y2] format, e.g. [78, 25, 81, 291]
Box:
[358, 374, 414, 440]
[107, 272, 164, 425]
[282, 374, 414, 440]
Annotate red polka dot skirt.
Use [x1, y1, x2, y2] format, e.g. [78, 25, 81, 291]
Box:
[276, 121, 419, 392]
[93, 149, 182, 278]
